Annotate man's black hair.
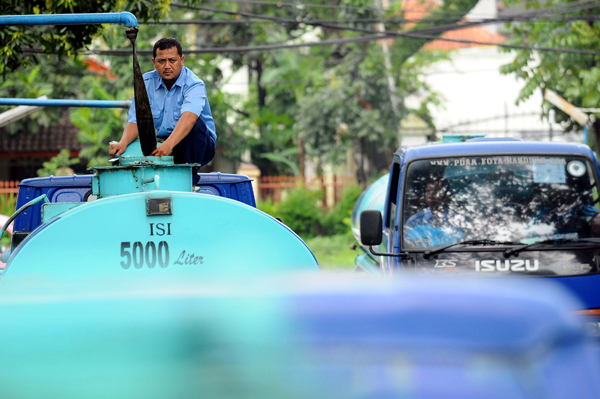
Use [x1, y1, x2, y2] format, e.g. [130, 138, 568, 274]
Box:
[153, 37, 183, 59]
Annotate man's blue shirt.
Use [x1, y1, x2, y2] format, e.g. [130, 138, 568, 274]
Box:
[128, 66, 216, 142]
[404, 208, 464, 248]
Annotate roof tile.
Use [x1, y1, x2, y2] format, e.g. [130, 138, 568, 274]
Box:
[0, 112, 82, 154]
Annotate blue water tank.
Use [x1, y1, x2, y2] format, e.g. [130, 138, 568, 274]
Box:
[196, 172, 256, 207]
[13, 173, 256, 233]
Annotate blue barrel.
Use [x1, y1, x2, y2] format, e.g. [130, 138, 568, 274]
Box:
[14, 175, 93, 232]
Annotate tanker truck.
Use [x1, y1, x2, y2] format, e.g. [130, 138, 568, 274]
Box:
[0, 12, 319, 282]
[0, 140, 319, 282]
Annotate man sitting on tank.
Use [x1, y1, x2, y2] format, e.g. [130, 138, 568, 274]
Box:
[109, 37, 216, 181]
[404, 174, 465, 248]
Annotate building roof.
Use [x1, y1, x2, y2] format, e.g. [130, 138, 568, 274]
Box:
[399, 0, 506, 51]
[423, 25, 506, 51]
[0, 112, 82, 157]
[82, 58, 116, 80]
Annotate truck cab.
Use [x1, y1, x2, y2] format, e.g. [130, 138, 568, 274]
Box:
[353, 137, 600, 326]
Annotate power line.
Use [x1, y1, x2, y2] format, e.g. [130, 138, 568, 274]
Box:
[24, 31, 596, 56]
[146, 1, 600, 56]
[24, 34, 389, 55]
[197, 0, 417, 14]
[149, 15, 600, 26]
[174, 0, 600, 17]
[405, 31, 600, 56]
[0, 67, 504, 92]
[19, 1, 600, 57]
[170, 1, 600, 44]
[196, 0, 546, 18]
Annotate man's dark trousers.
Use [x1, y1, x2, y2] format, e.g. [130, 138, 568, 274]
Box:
[172, 117, 215, 185]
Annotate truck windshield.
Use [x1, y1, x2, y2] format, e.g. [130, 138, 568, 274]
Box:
[402, 155, 600, 250]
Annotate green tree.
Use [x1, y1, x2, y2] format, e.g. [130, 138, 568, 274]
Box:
[37, 149, 80, 176]
[500, 0, 600, 149]
[175, 0, 323, 175]
[294, 0, 477, 186]
[0, 56, 93, 135]
[0, 0, 168, 76]
[69, 76, 128, 167]
[0, 0, 171, 172]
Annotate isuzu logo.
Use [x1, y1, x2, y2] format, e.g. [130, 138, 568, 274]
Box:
[475, 259, 539, 272]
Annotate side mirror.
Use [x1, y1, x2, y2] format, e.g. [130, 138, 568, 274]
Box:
[360, 210, 407, 259]
[360, 210, 383, 246]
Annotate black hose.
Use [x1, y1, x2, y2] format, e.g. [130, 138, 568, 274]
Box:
[126, 27, 157, 156]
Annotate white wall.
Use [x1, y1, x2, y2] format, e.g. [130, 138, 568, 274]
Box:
[419, 47, 575, 141]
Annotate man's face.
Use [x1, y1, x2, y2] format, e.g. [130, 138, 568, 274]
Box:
[425, 180, 450, 210]
[152, 47, 184, 83]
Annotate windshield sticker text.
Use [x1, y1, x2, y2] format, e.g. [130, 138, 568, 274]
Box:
[475, 259, 539, 272]
[430, 157, 566, 167]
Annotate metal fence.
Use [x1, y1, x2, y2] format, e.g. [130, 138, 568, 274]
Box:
[0, 181, 19, 193]
[0, 177, 360, 211]
[0, 181, 19, 216]
[258, 175, 356, 206]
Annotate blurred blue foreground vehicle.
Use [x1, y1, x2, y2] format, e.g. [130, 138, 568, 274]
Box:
[353, 136, 600, 332]
[0, 276, 597, 398]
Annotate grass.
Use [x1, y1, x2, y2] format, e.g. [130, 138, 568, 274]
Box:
[303, 234, 357, 270]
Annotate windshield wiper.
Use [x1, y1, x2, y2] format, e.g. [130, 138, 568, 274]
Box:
[423, 240, 520, 259]
[504, 237, 600, 258]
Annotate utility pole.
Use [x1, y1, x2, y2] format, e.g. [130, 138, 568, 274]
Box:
[376, 0, 402, 147]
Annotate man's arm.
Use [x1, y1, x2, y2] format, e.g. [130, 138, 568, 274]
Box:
[109, 122, 139, 156]
[151, 111, 198, 157]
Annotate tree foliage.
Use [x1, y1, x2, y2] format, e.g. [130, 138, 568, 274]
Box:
[0, 0, 168, 76]
[0, 56, 94, 135]
[500, 0, 600, 149]
[293, 0, 476, 185]
[1, 0, 477, 181]
[37, 149, 80, 176]
[69, 76, 128, 167]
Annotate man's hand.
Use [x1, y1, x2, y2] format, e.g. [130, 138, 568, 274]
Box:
[109, 141, 128, 156]
[151, 140, 174, 157]
[110, 123, 139, 157]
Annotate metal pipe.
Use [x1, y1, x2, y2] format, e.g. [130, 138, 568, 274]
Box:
[0, 12, 138, 27]
[0, 99, 131, 109]
[0, 194, 49, 252]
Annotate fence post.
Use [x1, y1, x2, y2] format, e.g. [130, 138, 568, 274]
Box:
[333, 175, 338, 205]
[324, 165, 335, 208]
